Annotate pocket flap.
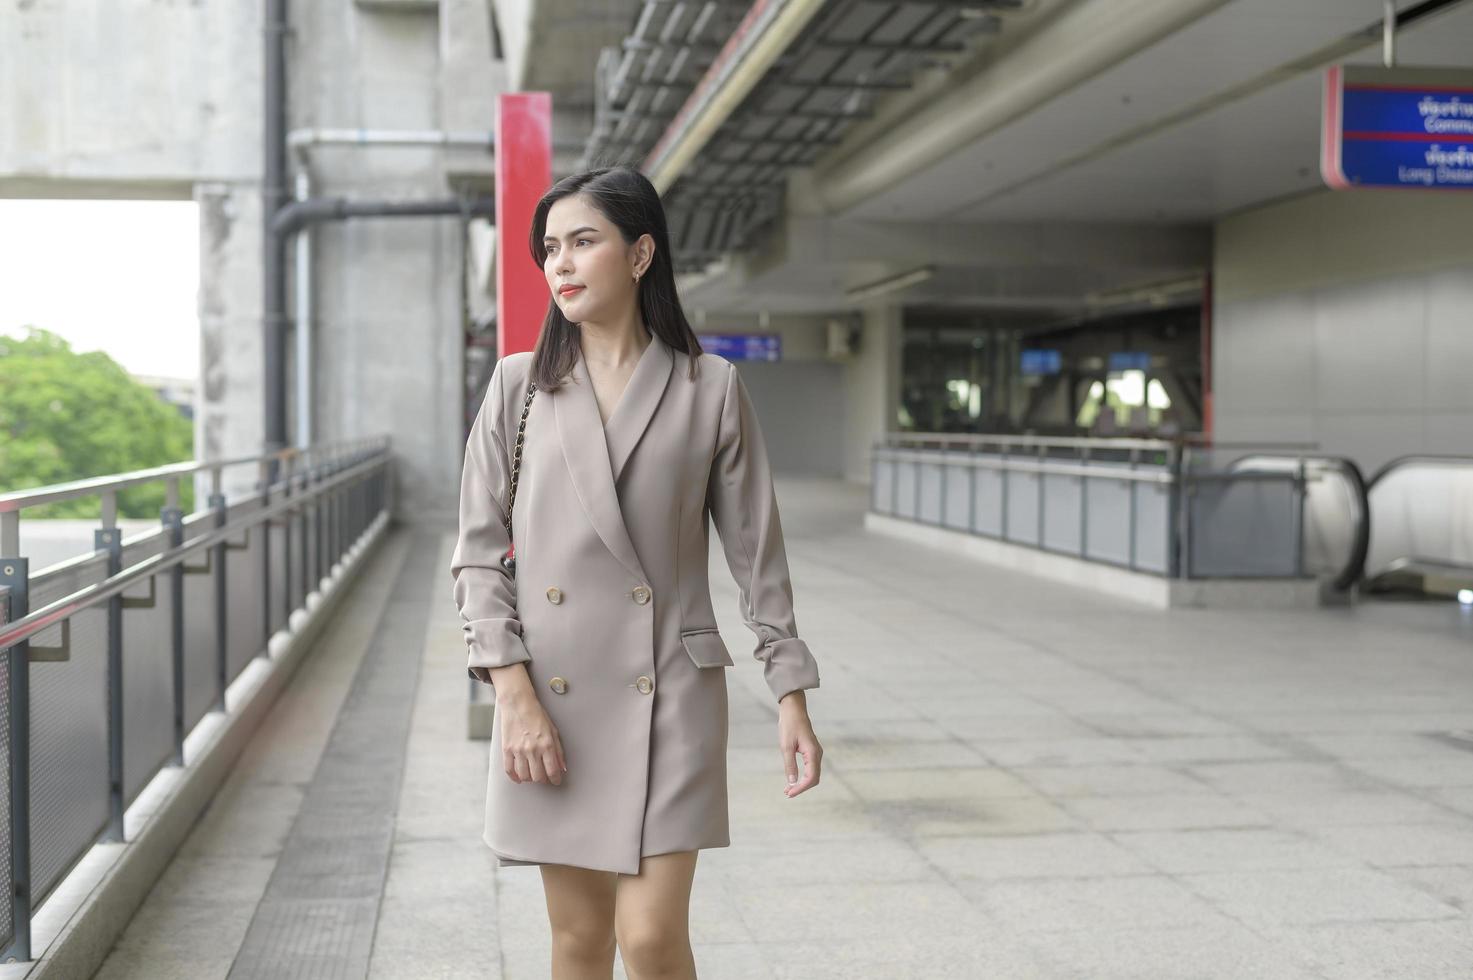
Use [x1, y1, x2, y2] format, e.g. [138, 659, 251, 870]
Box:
[680, 629, 734, 668]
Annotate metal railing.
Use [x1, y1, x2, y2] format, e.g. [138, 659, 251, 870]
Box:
[0, 437, 393, 962]
[870, 432, 1368, 584]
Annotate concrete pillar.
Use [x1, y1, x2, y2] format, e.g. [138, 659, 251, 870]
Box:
[842, 303, 902, 485]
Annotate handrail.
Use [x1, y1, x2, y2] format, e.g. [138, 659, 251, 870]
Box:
[0, 452, 387, 652]
[1216, 452, 1370, 592]
[1365, 453, 1473, 489]
[0, 435, 390, 513]
[880, 431, 1321, 454]
[872, 445, 1176, 484]
[881, 431, 1176, 452]
[0, 438, 394, 962]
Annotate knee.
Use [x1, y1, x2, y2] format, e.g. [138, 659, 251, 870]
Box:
[550, 921, 616, 962]
[615, 923, 690, 977]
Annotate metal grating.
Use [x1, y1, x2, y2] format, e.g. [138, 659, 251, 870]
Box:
[119, 528, 177, 808]
[181, 512, 221, 733]
[0, 590, 12, 952]
[225, 497, 269, 683]
[580, 0, 1022, 271]
[228, 536, 434, 978]
[26, 557, 110, 910]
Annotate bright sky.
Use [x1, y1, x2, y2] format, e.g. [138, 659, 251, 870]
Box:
[0, 199, 200, 380]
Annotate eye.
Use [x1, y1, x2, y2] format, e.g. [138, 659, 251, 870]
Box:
[576, 238, 592, 246]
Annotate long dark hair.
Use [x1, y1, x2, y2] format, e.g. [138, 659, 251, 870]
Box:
[525, 166, 704, 391]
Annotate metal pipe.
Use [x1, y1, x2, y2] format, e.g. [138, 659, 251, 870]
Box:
[287, 127, 496, 150]
[294, 170, 313, 450]
[270, 195, 494, 239]
[263, 0, 290, 473]
[1383, 0, 1397, 67]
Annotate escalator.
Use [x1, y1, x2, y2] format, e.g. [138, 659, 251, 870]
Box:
[1361, 456, 1473, 600]
[1223, 453, 1370, 592]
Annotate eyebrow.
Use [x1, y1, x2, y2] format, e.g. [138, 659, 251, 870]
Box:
[543, 226, 599, 243]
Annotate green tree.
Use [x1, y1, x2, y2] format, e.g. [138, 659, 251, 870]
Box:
[0, 326, 195, 518]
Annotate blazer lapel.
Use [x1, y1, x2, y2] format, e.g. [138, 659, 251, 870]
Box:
[552, 334, 671, 583]
[605, 334, 673, 485]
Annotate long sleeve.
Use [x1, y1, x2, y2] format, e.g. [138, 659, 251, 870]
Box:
[707, 362, 821, 703]
[450, 358, 532, 685]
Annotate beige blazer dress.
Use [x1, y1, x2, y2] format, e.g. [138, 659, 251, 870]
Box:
[449, 332, 821, 874]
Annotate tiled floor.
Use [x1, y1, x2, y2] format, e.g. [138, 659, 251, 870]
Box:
[93, 477, 1473, 978]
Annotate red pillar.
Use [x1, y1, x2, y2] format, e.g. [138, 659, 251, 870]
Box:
[496, 93, 552, 357]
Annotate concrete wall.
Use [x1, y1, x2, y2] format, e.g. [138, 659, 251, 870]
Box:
[694, 314, 847, 479]
[2, 0, 266, 504]
[1213, 188, 1473, 475]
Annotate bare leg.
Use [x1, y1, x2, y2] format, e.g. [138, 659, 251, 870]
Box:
[541, 863, 619, 980]
[613, 851, 699, 980]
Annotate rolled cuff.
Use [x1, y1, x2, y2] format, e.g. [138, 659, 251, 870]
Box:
[756, 635, 821, 703]
[465, 618, 532, 684]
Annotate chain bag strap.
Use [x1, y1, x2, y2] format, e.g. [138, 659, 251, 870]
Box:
[500, 380, 538, 577]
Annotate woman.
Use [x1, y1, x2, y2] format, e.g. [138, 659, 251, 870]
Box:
[449, 165, 824, 979]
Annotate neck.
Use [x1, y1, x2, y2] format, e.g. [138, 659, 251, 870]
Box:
[579, 314, 652, 368]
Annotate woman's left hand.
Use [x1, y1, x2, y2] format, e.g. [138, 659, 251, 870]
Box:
[777, 690, 822, 797]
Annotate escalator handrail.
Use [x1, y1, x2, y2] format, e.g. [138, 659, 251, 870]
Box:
[1361, 454, 1473, 586]
[1217, 451, 1370, 592]
[1365, 453, 1473, 491]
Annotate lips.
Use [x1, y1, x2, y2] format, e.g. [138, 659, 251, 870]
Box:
[558, 285, 584, 296]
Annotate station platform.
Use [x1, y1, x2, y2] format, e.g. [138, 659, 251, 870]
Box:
[90, 478, 1473, 979]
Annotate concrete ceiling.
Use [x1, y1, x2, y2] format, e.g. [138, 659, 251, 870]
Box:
[844, 0, 1473, 223]
[517, 0, 1473, 318]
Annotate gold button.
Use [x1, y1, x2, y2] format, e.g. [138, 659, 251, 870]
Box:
[549, 676, 567, 694]
[546, 586, 562, 604]
[635, 675, 653, 695]
[631, 585, 651, 605]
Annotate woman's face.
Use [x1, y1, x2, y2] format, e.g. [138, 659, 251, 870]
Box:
[542, 195, 652, 326]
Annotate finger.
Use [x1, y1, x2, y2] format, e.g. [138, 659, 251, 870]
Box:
[786, 747, 821, 796]
[553, 729, 568, 773]
[503, 750, 522, 783]
[527, 752, 549, 784]
[542, 747, 563, 785]
[514, 752, 531, 783]
[780, 742, 799, 789]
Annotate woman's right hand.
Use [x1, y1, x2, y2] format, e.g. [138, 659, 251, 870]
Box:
[490, 665, 567, 785]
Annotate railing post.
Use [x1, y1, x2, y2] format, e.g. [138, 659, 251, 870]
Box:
[161, 504, 186, 765]
[282, 455, 297, 613]
[1292, 458, 1307, 577]
[1, 558, 33, 963]
[1172, 445, 1192, 580]
[1127, 449, 1140, 571]
[298, 462, 310, 605]
[1035, 444, 1046, 547]
[258, 460, 273, 652]
[315, 459, 326, 593]
[967, 445, 977, 533]
[209, 483, 229, 714]
[1078, 445, 1090, 559]
[97, 525, 126, 843]
[1000, 443, 1010, 541]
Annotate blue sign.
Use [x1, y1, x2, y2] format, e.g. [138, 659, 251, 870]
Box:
[1020, 349, 1061, 376]
[700, 333, 780, 362]
[1108, 351, 1152, 373]
[1322, 65, 1473, 190]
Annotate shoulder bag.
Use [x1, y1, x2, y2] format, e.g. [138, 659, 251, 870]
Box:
[500, 380, 538, 577]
